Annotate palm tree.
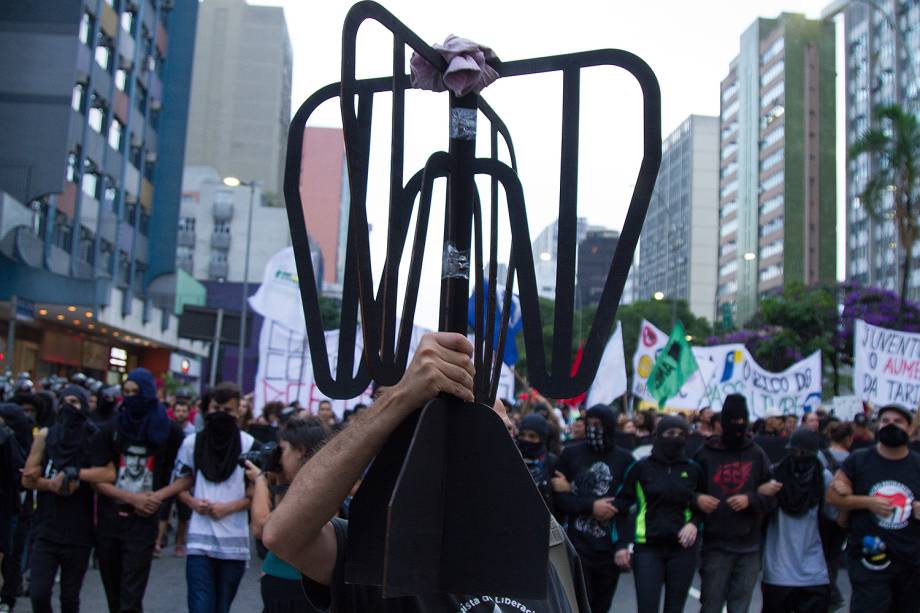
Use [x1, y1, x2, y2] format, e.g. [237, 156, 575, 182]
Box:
[850, 104, 920, 322]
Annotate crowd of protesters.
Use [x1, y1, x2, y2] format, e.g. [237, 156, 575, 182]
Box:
[0, 334, 919, 613]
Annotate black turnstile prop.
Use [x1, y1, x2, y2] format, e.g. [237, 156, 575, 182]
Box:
[282, 0, 662, 599]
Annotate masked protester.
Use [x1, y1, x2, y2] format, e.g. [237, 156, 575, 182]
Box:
[0, 403, 28, 612]
[22, 386, 115, 613]
[516, 414, 558, 516]
[174, 382, 254, 613]
[693, 394, 778, 613]
[553, 404, 633, 613]
[761, 428, 836, 613]
[89, 385, 120, 428]
[827, 404, 920, 613]
[610, 415, 705, 613]
[89, 369, 189, 613]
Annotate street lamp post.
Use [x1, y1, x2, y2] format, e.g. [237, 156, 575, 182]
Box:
[223, 177, 257, 389]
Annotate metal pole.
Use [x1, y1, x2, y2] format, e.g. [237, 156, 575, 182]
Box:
[209, 307, 224, 388]
[5, 295, 16, 373]
[236, 182, 255, 388]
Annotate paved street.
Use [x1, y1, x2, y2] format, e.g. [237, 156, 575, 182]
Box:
[11, 543, 852, 612]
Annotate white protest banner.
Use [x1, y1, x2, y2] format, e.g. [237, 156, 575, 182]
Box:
[248, 246, 308, 333]
[586, 322, 628, 407]
[252, 319, 430, 418]
[694, 346, 823, 418]
[832, 395, 864, 420]
[631, 321, 823, 417]
[853, 319, 920, 409]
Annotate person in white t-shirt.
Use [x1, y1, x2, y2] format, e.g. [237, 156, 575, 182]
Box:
[174, 382, 254, 613]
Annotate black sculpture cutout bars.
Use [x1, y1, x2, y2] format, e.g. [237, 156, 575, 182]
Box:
[283, 0, 661, 599]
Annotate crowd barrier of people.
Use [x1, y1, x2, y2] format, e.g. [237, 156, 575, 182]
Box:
[0, 331, 918, 613]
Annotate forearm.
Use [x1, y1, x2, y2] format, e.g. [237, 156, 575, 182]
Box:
[827, 490, 875, 511]
[225, 496, 251, 514]
[251, 478, 272, 540]
[23, 476, 54, 492]
[178, 490, 196, 507]
[94, 482, 134, 505]
[155, 475, 192, 500]
[79, 465, 115, 484]
[264, 388, 413, 555]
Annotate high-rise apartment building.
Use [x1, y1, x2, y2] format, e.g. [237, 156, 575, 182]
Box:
[717, 13, 836, 325]
[824, 0, 920, 297]
[177, 166, 291, 284]
[184, 0, 292, 194]
[638, 115, 719, 321]
[531, 217, 591, 299]
[0, 0, 208, 381]
[577, 229, 619, 307]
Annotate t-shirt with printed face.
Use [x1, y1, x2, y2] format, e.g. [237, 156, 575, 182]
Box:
[841, 446, 920, 566]
[89, 423, 184, 543]
[301, 519, 587, 613]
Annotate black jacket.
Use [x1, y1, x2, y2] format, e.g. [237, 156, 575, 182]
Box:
[613, 455, 705, 548]
[693, 434, 776, 553]
[554, 441, 633, 565]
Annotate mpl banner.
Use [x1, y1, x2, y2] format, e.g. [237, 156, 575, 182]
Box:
[853, 319, 920, 409]
[632, 320, 823, 417]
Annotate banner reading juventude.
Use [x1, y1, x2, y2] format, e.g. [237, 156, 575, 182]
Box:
[854, 319, 920, 409]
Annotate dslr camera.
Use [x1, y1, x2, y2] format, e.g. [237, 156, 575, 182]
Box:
[239, 442, 281, 473]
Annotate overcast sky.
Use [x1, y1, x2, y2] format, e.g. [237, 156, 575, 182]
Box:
[250, 0, 841, 330]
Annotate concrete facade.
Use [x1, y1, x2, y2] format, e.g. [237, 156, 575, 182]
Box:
[178, 165, 289, 284]
[184, 0, 292, 195]
[716, 14, 837, 325]
[638, 115, 720, 321]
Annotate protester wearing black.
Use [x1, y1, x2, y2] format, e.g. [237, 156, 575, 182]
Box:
[90, 369, 189, 613]
[754, 409, 790, 465]
[761, 429, 834, 613]
[89, 386, 120, 428]
[828, 404, 920, 613]
[517, 414, 558, 517]
[611, 415, 704, 613]
[0, 403, 31, 612]
[693, 394, 777, 613]
[555, 404, 633, 613]
[22, 386, 114, 613]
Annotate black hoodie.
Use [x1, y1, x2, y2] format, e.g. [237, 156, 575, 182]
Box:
[554, 406, 633, 566]
[692, 434, 775, 553]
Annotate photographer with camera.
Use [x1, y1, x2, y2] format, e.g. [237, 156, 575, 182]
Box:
[173, 382, 254, 613]
[245, 417, 329, 613]
[22, 385, 116, 613]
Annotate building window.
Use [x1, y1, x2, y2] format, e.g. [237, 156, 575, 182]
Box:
[88, 106, 105, 133]
[761, 81, 785, 109]
[81, 171, 99, 199]
[759, 263, 783, 282]
[121, 10, 135, 35]
[66, 152, 80, 183]
[71, 84, 86, 113]
[139, 210, 150, 236]
[125, 202, 137, 225]
[135, 80, 147, 113]
[761, 170, 785, 193]
[108, 119, 123, 151]
[761, 148, 784, 173]
[79, 12, 94, 47]
[762, 239, 784, 260]
[720, 219, 738, 238]
[762, 124, 784, 149]
[720, 241, 737, 259]
[761, 60, 785, 87]
[104, 183, 118, 206]
[720, 261, 738, 277]
[760, 194, 784, 216]
[720, 201, 738, 219]
[115, 69, 128, 92]
[760, 215, 785, 238]
[722, 99, 740, 120]
[94, 42, 113, 73]
[179, 216, 196, 232]
[762, 37, 784, 64]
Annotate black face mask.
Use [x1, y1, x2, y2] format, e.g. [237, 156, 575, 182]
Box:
[205, 410, 238, 435]
[586, 425, 606, 453]
[878, 424, 909, 448]
[516, 439, 544, 460]
[652, 437, 685, 462]
[722, 420, 748, 449]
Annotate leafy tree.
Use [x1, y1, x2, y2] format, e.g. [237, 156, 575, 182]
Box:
[850, 104, 920, 321]
[836, 282, 920, 363]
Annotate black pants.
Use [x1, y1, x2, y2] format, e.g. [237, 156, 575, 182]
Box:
[2, 512, 30, 606]
[848, 555, 920, 613]
[261, 574, 321, 613]
[582, 561, 620, 613]
[761, 584, 829, 613]
[632, 543, 699, 613]
[29, 538, 92, 613]
[96, 535, 155, 613]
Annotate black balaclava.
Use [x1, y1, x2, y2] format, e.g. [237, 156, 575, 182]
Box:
[720, 394, 749, 450]
[517, 414, 548, 460]
[877, 405, 911, 449]
[585, 405, 617, 454]
[774, 428, 824, 516]
[651, 415, 689, 463]
[47, 385, 96, 470]
[194, 410, 241, 483]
